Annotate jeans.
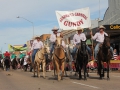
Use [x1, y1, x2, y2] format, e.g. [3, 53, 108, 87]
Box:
[50, 42, 55, 55]
[72, 44, 92, 59]
[32, 49, 39, 63]
[95, 43, 113, 60]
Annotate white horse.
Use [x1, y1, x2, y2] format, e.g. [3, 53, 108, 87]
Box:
[33, 46, 48, 78]
[1, 59, 5, 70]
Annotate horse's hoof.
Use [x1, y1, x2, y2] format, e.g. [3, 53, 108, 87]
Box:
[99, 77, 102, 80]
[87, 74, 89, 77]
[33, 75, 35, 77]
[107, 78, 110, 81]
[78, 78, 82, 80]
[84, 78, 87, 81]
[43, 77, 46, 79]
[65, 75, 68, 77]
[102, 74, 104, 77]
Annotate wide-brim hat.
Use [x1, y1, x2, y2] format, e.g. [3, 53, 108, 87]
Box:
[99, 25, 106, 29]
[35, 35, 40, 39]
[76, 27, 83, 32]
[52, 26, 59, 31]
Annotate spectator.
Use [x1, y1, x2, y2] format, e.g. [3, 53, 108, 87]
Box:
[113, 49, 118, 60]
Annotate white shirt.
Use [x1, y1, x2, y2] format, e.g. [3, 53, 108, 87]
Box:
[91, 32, 108, 43]
[73, 33, 86, 45]
[49, 33, 60, 42]
[62, 40, 66, 48]
[31, 40, 43, 50]
[23, 55, 29, 65]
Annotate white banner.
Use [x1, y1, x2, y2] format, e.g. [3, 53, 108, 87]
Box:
[56, 7, 91, 30]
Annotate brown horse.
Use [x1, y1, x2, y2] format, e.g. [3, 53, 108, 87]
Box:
[33, 46, 48, 78]
[53, 36, 66, 81]
[97, 35, 112, 80]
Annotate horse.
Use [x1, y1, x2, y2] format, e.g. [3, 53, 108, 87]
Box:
[20, 57, 24, 70]
[0, 59, 5, 70]
[52, 36, 66, 81]
[64, 44, 74, 76]
[97, 35, 112, 80]
[4, 57, 11, 71]
[11, 57, 18, 70]
[33, 46, 48, 78]
[76, 40, 89, 80]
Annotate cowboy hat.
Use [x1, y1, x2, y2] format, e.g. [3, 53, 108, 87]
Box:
[99, 25, 106, 29]
[76, 27, 83, 32]
[35, 35, 40, 39]
[52, 26, 59, 31]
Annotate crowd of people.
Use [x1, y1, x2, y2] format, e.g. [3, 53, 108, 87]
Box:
[0, 50, 31, 71]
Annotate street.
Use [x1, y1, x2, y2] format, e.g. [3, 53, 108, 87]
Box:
[0, 69, 120, 90]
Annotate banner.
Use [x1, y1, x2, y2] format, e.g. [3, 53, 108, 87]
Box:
[8, 44, 27, 52]
[56, 7, 91, 30]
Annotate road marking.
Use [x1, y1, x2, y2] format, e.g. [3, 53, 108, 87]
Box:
[72, 82, 100, 89]
[112, 75, 120, 77]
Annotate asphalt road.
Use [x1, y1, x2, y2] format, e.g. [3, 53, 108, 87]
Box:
[0, 69, 120, 90]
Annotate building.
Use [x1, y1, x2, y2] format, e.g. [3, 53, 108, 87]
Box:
[99, 0, 120, 54]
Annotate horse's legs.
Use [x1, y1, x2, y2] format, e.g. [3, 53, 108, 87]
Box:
[64, 62, 68, 77]
[55, 61, 61, 81]
[84, 64, 87, 80]
[102, 63, 105, 77]
[79, 66, 82, 80]
[61, 62, 65, 80]
[107, 62, 110, 80]
[42, 62, 46, 79]
[52, 60, 56, 76]
[33, 63, 36, 77]
[98, 61, 102, 79]
[37, 63, 40, 78]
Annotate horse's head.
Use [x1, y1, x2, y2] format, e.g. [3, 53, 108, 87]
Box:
[80, 40, 87, 55]
[40, 46, 49, 55]
[55, 36, 62, 47]
[103, 35, 110, 49]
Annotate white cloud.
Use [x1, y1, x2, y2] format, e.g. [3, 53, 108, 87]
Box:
[0, 0, 108, 52]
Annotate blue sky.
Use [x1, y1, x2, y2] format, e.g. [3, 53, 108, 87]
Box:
[0, 0, 108, 53]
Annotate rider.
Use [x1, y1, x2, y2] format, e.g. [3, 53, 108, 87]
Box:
[31, 35, 44, 63]
[19, 51, 25, 60]
[72, 27, 92, 60]
[90, 25, 113, 61]
[49, 27, 67, 58]
[10, 52, 16, 61]
[4, 50, 10, 59]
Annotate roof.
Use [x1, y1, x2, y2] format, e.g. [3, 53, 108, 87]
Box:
[40, 34, 51, 41]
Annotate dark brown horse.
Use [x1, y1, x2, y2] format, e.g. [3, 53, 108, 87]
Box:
[76, 40, 89, 80]
[97, 35, 112, 80]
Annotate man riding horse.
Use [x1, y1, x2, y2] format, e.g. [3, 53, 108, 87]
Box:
[49, 26, 66, 59]
[72, 27, 92, 61]
[30, 35, 44, 72]
[90, 25, 113, 61]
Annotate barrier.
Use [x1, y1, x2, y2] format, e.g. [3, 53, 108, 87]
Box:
[88, 60, 120, 69]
